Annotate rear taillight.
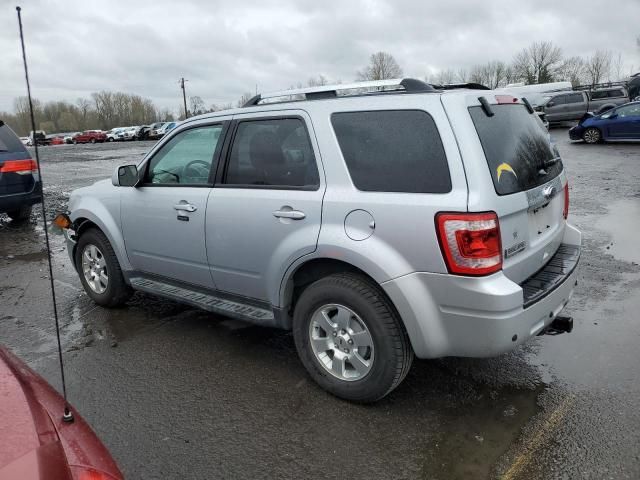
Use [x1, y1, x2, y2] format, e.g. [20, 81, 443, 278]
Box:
[436, 212, 502, 276]
[0, 159, 37, 174]
[563, 182, 569, 219]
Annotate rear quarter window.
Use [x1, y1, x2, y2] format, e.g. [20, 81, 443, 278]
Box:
[0, 123, 28, 154]
[331, 110, 451, 193]
[469, 104, 562, 196]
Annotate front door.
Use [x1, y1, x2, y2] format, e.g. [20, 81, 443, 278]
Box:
[206, 113, 324, 303]
[605, 104, 640, 139]
[121, 122, 227, 288]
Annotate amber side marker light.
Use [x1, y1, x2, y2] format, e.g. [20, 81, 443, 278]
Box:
[53, 213, 71, 229]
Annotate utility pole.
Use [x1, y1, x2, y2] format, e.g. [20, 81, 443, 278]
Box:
[179, 77, 188, 119]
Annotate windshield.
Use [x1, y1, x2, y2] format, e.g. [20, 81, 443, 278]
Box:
[469, 104, 562, 195]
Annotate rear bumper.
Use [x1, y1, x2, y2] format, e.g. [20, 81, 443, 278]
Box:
[0, 185, 41, 213]
[382, 223, 581, 358]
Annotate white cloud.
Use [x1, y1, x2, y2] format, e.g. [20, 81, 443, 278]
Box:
[1, 0, 639, 113]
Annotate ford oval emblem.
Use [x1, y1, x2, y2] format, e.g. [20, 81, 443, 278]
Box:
[542, 185, 556, 199]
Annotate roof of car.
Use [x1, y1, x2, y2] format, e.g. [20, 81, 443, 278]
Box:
[183, 78, 492, 125]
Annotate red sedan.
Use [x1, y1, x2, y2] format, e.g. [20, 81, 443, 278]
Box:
[72, 131, 107, 144]
[0, 346, 123, 480]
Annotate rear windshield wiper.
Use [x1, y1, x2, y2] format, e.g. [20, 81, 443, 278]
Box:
[542, 156, 561, 168]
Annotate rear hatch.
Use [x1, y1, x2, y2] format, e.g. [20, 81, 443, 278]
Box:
[441, 93, 567, 284]
[0, 122, 37, 196]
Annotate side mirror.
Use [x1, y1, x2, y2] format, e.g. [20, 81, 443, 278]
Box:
[546, 101, 555, 107]
[608, 113, 618, 119]
[112, 165, 139, 187]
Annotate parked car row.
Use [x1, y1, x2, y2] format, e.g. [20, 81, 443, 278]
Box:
[18, 122, 180, 148]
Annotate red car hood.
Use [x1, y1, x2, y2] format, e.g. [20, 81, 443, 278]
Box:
[0, 347, 122, 479]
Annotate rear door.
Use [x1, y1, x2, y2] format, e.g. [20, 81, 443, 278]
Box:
[442, 94, 567, 284]
[205, 111, 324, 302]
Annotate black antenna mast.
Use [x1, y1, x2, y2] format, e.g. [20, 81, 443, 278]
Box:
[16, 6, 74, 423]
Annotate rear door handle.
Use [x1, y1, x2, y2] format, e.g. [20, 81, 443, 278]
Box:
[174, 202, 197, 212]
[273, 209, 305, 220]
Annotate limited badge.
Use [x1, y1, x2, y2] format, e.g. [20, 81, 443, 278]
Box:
[497, 163, 517, 181]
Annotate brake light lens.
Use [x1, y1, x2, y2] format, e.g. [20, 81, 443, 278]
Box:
[495, 94, 518, 104]
[563, 182, 569, 219]
[0, 159, 38, 174]
[436, 212, 502, 276]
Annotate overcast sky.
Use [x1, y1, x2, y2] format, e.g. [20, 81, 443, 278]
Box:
[2, 0, 639, 114]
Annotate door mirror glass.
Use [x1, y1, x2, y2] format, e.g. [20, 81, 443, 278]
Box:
[546, 101, 555, 107]
[114, 165, 138, 187]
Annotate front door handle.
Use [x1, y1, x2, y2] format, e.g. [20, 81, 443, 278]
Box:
[273, 209, 305, 220]
[174, 201, 197, 212]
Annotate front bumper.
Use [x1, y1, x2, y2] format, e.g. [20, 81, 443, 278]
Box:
[568, 126, 584, 140]
[382, 224, 581, 359]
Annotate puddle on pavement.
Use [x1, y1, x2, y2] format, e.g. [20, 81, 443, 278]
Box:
[424, 383, 543, 479]
[594, 199, 640, 264]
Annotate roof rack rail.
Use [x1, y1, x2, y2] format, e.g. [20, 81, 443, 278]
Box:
[243, 78, 436, 107]
[574, 81, 628, 91]
[431, 82, 490, 91]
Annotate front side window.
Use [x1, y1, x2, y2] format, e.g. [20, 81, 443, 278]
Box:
[615, 104, 640, 118]
[146, 125, 223, 185]
[550, 95, 566, 105]
[224, 118, 319, 188]
[331, 110, 451, 193]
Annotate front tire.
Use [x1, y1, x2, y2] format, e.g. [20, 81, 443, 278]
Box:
[583, 127, 602, 144]
[293, 273, 413, 403]
[6, 205, 32, 222]
[75, 228, 132, 307]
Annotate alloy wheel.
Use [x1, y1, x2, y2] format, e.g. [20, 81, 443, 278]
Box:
[81, 244, 108, 294]
[308, 304, 374, 381]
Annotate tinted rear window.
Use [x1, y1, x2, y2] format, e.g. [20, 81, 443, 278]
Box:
[469, 104, 562, 196]
[331, 110, 451, 193]
[0, 123, 28, 154]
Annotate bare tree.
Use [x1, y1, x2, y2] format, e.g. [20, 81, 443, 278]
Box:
[512, 41, 563, 84]
[189, 96, 206, 116]
[209, 103, 233, 112]
[356, 52, 403, 81]
[434, 69, 455, 85]
[585, 50, 612, 85]
[456, 68, 469, 83]
[557, 56, 586, 87]
[610, 52, 624, 82]
[307, 75, 329, 87]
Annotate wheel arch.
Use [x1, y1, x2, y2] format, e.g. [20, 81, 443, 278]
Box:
[70, 207, 132, 272]
[279, 256, 406, 332]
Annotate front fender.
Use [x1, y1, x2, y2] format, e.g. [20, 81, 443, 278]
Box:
[68, 188, 131, 272]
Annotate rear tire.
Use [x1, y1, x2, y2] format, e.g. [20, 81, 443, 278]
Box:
[75, 228, 132, 307]
[6, 205, 32, 222]
[293, 273, 413, 403]
[583, 127, 602, 144]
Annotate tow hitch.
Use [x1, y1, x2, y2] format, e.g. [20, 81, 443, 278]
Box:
[543, 316, 574, 335]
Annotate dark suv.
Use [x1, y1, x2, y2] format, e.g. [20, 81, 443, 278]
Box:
[0, 121, 41, 221]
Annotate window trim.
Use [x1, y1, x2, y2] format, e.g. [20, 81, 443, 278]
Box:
[216, 115, 321, 191]
[330, 108, 452, 194]
[139, 121, 229, 188]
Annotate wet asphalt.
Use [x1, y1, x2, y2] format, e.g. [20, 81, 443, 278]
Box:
[0, 132, 639, 479]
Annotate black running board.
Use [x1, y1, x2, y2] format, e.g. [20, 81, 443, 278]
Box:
[129, 277, 278, 327]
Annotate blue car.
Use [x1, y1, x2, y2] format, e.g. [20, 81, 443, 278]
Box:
[569, 102, 640, 144]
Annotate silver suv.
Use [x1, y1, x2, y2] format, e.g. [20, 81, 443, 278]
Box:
[58, 79, 581, 402]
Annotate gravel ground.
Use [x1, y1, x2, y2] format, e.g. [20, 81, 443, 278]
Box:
[0, 132, 639, 479]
